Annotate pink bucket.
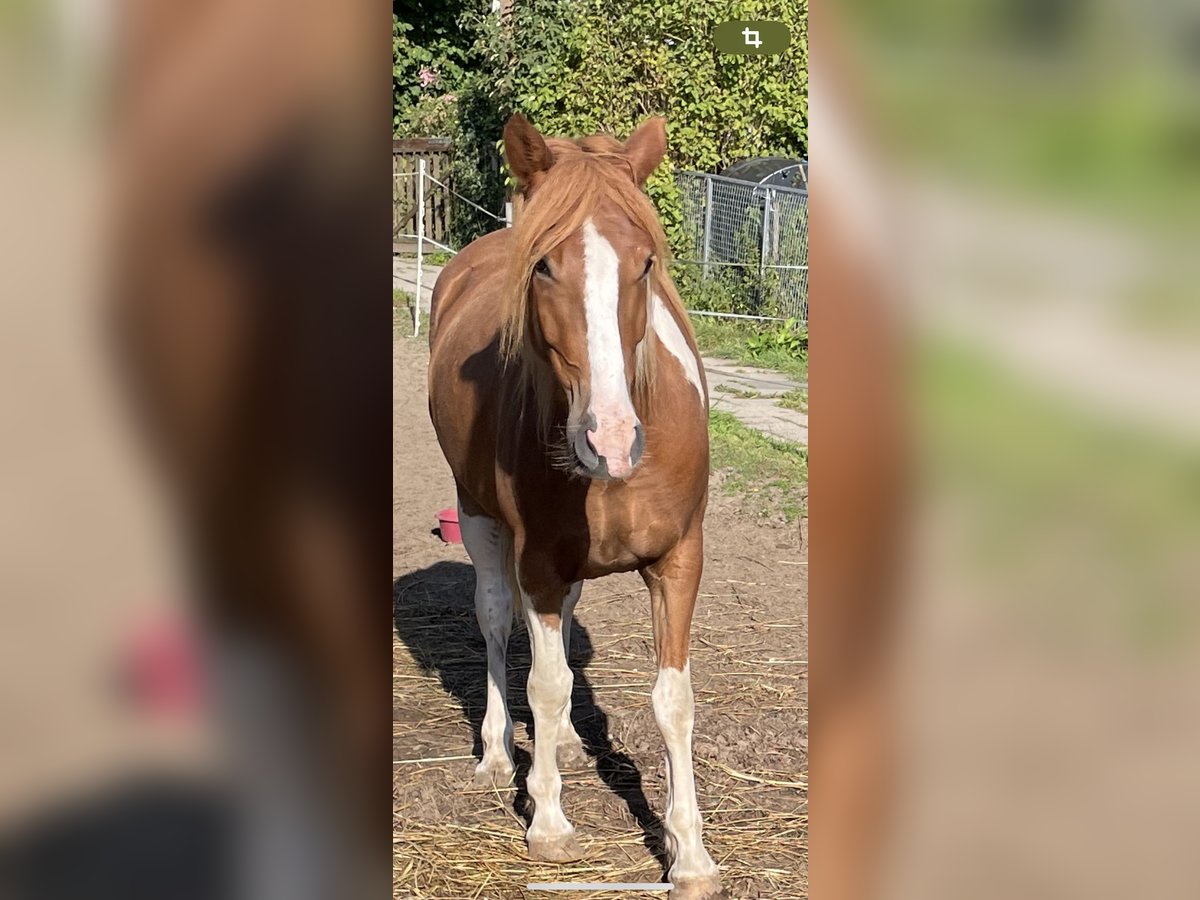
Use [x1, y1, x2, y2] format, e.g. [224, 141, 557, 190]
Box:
[437, 507, 462, 543]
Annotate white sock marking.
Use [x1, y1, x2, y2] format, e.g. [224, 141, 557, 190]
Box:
[524, 595, 576, 843]
[650, 292, 705, 404]
[652, 663, 719, 882]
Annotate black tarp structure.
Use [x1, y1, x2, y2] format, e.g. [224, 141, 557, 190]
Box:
[720, 157, 808, 190]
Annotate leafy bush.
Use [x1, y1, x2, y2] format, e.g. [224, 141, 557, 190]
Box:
[472, 0, 807, 252]
[689, 315, 807, 382]
[746, 318, 808, 360]
[393, 5, 474, 135]
[395, 0, 808, 249]
[470, 0, 808, 169]
[674, 262, 803, 320]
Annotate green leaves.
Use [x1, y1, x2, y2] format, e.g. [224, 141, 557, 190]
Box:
[746, 318, 808, 360]
[393, 8, 473, 138]
[475, 0, 807, 168]
[394, 0, 807, 252]
[473, 0, 807, 253]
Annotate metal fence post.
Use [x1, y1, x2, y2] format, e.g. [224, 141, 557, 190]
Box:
[759, 188, 772, 286]
[701, 175, 713, 280]
[505, 201, 513, 228]
[414, 158, 425, 338]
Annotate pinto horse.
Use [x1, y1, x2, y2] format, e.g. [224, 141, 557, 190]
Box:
[427, 115, 721, 898]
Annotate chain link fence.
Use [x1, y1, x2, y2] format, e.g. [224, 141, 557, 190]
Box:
[673, 171, 808, 323]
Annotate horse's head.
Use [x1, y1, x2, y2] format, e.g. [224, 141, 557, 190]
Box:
[502, 114, 669, 481]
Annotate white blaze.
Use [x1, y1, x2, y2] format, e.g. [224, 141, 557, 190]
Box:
[581, 219, 637, 428]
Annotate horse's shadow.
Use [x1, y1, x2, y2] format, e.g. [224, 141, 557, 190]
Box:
[393, 561, 668, 872]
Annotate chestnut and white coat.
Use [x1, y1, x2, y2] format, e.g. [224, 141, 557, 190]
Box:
[427, 114, 721, 900]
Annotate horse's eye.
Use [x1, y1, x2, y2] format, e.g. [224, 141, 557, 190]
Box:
[534, 258, 551, 277]
[642, 256, 654, 278]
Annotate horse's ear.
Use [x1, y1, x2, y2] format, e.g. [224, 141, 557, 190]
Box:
[504, 113, 554, 189]
[623, 117, 667, 185]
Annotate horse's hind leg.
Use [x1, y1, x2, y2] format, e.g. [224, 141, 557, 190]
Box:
[458, 499, 516, 787]
[557, 581, 589, 770]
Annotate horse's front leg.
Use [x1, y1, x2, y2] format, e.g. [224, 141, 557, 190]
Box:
[642, 528, 722, 900]
[556, 581, 589, 769]
[522, 582, 585, 861]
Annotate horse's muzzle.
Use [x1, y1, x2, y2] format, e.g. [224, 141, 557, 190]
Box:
[572, 412, 644, 480]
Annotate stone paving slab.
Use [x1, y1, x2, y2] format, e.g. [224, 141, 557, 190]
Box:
[710, 393, 808, 445]
[702, 356, 806, 397]
[393, 257, 443, 312]
[703, 357, 808, 445]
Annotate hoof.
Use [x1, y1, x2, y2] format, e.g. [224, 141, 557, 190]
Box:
[472, 759, 515, 788]
[669, 876, 725, 900]
[556, 738, 589, 770]
[526, 832, 586, 862]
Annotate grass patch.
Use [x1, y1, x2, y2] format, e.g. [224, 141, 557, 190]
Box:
[713, 384, 762, 400]
[394, 250, 455, 266]
[777, 388, 808, 413]
[690, 315, 808, 383]
[709, 410, 808, 522]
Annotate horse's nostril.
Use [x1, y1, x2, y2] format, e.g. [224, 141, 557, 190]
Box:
[630, 423, 645, 467]
[574, 424, 599, 470]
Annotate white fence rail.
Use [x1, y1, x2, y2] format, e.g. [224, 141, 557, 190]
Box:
[392, 162, 511, 337]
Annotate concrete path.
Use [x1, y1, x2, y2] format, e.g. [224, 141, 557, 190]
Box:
[704, 357, 808, 446]
[393, 257, 442, 311]
[393, 254, 809, 446]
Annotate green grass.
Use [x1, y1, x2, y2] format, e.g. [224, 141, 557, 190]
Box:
[777, 388, 808, 413]
[690, 315, 808, 383]
[394, 250, 455, 266]
[709, 410, 808, 522]
[713, 384, 762, 400]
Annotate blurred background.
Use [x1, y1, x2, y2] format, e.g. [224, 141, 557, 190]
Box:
[0, 1, 389, 898]
[819, 0, 1200, 897]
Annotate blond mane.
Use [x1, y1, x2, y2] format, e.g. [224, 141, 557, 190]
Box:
[500, 134, 695, 436]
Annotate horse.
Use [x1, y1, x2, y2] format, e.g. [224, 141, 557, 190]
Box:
[427, 114, 722, 899]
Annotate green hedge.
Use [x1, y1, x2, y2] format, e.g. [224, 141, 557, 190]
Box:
[395, 0, 808, 253]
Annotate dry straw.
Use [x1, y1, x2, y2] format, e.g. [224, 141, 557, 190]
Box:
[393, 566, 808, 899]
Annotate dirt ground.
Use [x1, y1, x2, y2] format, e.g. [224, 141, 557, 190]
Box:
[393, 335, 808, 899]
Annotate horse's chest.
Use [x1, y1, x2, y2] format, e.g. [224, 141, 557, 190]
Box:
[577, 491, 689, 575]
[506, 458, 706, 583]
